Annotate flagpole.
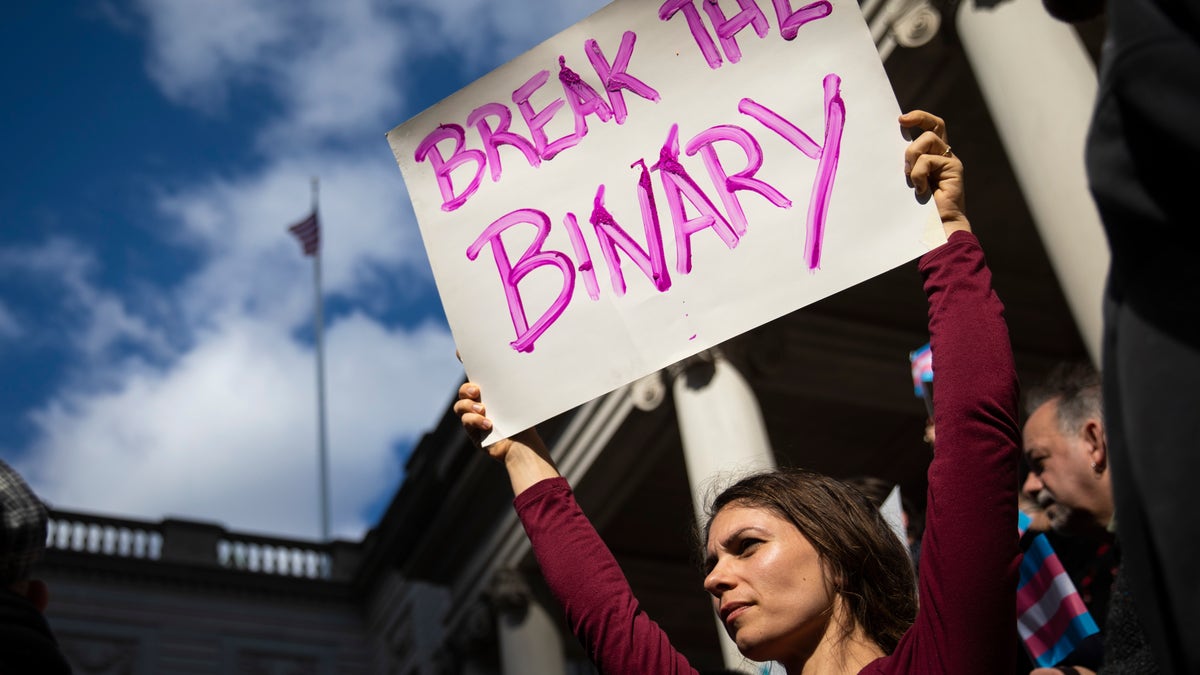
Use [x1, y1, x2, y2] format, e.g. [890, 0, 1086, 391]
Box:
[310, 176, 332, 543]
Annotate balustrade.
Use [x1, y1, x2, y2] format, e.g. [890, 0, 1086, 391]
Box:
[46, 510, 342, 580]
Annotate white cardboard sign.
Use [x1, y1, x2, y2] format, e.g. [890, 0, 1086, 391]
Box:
[387, 0, 943, 442]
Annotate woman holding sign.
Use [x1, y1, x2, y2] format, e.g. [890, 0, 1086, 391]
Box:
[455, 110, 1020, 674]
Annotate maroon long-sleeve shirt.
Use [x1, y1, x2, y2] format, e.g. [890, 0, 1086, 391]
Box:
[515, 231, 1021, 674]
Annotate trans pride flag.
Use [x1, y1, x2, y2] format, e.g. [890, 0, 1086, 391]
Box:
[909, 342, 933, 417]
[1017, 510, 1100, 667]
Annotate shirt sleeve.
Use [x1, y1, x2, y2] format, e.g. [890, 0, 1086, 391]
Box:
[872, 231, 1022, 674]
[515, 477, 699, 675]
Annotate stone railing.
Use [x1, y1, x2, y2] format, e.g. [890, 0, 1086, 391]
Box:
[46, 509, 360, 582]
[218, 533, 331, 579]
[47, 512, 164, 560]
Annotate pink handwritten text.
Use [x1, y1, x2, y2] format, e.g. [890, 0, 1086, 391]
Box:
[660, 0, 834, 69]
[416, 31, 661, 213]
[468, 75, 845, 352]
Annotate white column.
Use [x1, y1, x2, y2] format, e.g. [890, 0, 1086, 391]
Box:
[672, 351, 777, 522]
[672, 350, 776, 673]
[492, 569, 567, 675]
[956, 0, 1108, 365]
[497, 603, 567, 675]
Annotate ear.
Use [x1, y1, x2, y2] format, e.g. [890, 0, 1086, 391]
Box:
[1081, 418, 1106, 473]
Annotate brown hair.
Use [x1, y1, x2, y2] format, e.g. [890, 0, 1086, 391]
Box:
[702, 468, 917, 654]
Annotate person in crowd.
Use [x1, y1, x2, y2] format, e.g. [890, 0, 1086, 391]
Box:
[456, 110, 1022, 674]
[1021, 362, 1156, 675]
[0, 459, 72, 674]
[1040, 1, 1200, 671]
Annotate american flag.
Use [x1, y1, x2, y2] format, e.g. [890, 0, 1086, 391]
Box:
[288, 210, 320, 256]
[1016, 510, 1100, 667]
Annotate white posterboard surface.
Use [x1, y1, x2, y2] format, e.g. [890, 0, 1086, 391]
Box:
[388, 0, 943, 442]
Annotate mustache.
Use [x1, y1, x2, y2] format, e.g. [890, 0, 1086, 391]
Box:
[1035, 490, 1056, 510]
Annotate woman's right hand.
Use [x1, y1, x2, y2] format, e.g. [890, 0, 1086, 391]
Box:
[454, 381, 559, 494]
[455, 381, 510, 460]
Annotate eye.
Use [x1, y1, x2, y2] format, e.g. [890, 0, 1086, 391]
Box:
[737, 538, 764, 556]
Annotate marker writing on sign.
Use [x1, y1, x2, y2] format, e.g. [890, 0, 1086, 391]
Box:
[466, 74, 845, 353]
[660, 0, 834, 68]
[415, 31, 661, 212]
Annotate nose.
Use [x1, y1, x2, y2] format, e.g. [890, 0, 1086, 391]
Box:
[703, 558, 734, 597]
[1022, 470, 1043, 500]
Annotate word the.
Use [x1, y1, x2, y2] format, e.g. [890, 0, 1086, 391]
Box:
[660, 0, 834, 69]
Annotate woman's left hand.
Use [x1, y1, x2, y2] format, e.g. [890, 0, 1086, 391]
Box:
[899, 110, 970, 238]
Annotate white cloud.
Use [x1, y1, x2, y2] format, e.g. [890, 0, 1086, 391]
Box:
[21, 311, 460, 540]
[263, 2, 408, 145]
[136, 0, 290, 113]
[324, 312, 463, 532]
[399, 0, 610, 73]
[0, 238, 174, 362]
[135, 0, 409, 142]
[151, 153, 427, 332]
[133, 0, 611, 143]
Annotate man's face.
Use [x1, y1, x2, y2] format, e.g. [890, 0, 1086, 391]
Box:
[1022, 399, 1105, 536]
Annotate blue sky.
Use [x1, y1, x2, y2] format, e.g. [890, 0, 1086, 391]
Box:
[1, 0, 609, 540]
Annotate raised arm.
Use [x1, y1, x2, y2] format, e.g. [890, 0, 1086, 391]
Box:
[455, 382, 698, 674]
[880, 111, 1022, 674]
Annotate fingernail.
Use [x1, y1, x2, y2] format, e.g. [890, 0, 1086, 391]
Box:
[467, 386, 478, 396]
[472, 404, 483, 413]
[481, 419, 493, 430]
[904, 160, 911, 173]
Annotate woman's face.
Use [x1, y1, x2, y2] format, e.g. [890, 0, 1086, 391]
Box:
[703, 503, 837, 663]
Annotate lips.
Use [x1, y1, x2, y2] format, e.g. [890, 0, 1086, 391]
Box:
[720, 601, 751, 624]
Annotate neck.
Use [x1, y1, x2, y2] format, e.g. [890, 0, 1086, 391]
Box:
[1090, 478, 1115, 533]
[1098, 499, 1115, 534]
[781, 607, 884, 674]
